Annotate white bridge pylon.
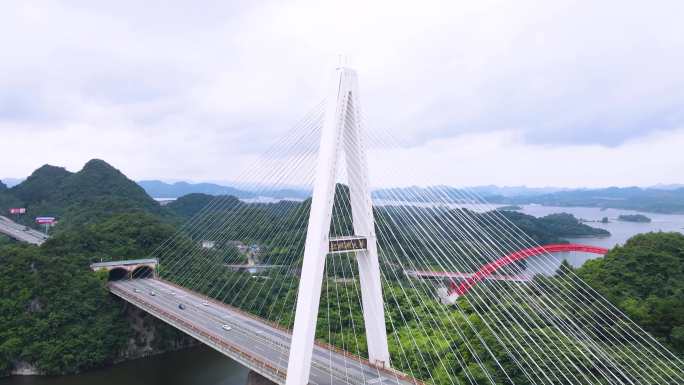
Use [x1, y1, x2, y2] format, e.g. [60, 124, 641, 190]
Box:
[285, 67, 391, 385]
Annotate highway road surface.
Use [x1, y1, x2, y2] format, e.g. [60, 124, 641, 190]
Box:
[110, 279, 419, 385]
[0, 216, 49, 245]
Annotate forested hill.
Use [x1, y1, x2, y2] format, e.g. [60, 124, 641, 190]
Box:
[0, 161, 183, 376]
[0, 159, 167, 230]
[578, 232, 684, 354]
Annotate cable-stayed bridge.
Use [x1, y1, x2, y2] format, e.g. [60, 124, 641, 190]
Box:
[104, 67, 684, 385]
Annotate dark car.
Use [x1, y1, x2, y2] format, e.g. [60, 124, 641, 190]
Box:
[178, 303, 186, 310]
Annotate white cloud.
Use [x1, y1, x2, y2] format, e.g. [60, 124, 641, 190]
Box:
[1, 0, 683, 187]
[368, 128, 684, 188]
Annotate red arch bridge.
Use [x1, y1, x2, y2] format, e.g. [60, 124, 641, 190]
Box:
[432, 243, 608, 304]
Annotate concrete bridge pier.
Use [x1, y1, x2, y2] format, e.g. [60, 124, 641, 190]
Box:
[246, 370, 277, 385]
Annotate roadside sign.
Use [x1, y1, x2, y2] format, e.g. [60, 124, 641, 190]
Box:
[35, 217, 56, 225]
[9, 208, 26, 214]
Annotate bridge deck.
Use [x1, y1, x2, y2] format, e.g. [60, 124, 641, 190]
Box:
[110, 279, 419, 385]
[0, 216, 48, 245]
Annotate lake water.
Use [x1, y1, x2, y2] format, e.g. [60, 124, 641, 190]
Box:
[512, 205, 684, 275]
[0, 347, 248, 385]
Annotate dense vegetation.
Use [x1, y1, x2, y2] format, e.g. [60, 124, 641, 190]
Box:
[0, 160, 168, 231]
[618, 214, 652, 223]
[0, 242, 130, 375]
[1, 160, 681, 383]
[180, 233, 684, 384]
[578, 232, 684, 354]
[498, 212, 609, 242]
[0, 161, 181, 376]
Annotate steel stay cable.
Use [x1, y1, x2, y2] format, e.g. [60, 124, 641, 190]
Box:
[158, 136, 319, 290]
[404, 176, 676, 382]
[148, 100, 326, 267]
[348, 129, 580, 384]
[371, 191, 605, 385]
[454, 184, 684, 381]
[329, 184, 388, 385]
[374, 186, 628, 385]
[368, 120, 684, 380]
[160, 118, 323, 287]
[332, 186, 481, 385]
[438, 186, 670, 384]
[334, 122, 494, 385]
[167, 124, 322, 292]
[364, 133, 636, 384]
[339, 107, 473, 385]
[366, 124, 672, 380]
[339, 109, 536, 385]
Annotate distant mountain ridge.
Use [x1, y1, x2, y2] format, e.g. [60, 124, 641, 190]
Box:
[139, 180, 256, 199]
[138, 180, 311, 200]
[506, 187, 684, 214]
[373, 185, 684, 214]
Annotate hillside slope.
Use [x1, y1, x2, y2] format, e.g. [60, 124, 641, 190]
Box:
[0, 160, 166, 230]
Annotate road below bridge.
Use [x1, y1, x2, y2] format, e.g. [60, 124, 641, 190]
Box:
[110, 279, 419, 385]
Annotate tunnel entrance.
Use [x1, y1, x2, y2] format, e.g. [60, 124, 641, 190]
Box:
[131, 265, 154, 279]
[108, 268, 129, 281]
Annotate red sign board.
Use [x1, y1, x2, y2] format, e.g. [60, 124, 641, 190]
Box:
[35, 217, 56, 225]
[9, 208, 26, 215]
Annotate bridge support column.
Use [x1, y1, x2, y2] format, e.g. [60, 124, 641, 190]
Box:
[285, 67, 390, 385]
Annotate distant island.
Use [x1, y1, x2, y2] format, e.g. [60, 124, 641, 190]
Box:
[496, 205, 522, 211]
[618, 214, 652, 223]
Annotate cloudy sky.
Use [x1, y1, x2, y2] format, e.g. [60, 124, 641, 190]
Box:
[1, 0, 683, 188]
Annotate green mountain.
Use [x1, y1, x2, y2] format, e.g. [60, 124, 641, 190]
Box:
[11, 165, 72, 204]
[579, 232, 684, 354]
[0, 159, 165, 230]
[166, 193, 219, 219]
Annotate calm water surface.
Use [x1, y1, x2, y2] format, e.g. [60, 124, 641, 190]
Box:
[0, 347, 248, 385]
[515, 205, 684, 274]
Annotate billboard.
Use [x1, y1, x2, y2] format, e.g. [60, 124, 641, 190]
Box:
[9, 208, 26, 214]
[35, 217, 56, 225]
[329, 237, 368, 253]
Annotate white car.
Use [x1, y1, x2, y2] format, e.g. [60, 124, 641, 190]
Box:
[202, 301, 210, 306]
[170, 291, 176, 296]
[149, 291, 156, 296]
[222, 325, 232, 331]
[133, 288, 141, 293]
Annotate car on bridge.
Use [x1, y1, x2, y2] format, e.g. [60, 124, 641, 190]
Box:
[178, 303, 186, 310]
[222, 324, 232, 331]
